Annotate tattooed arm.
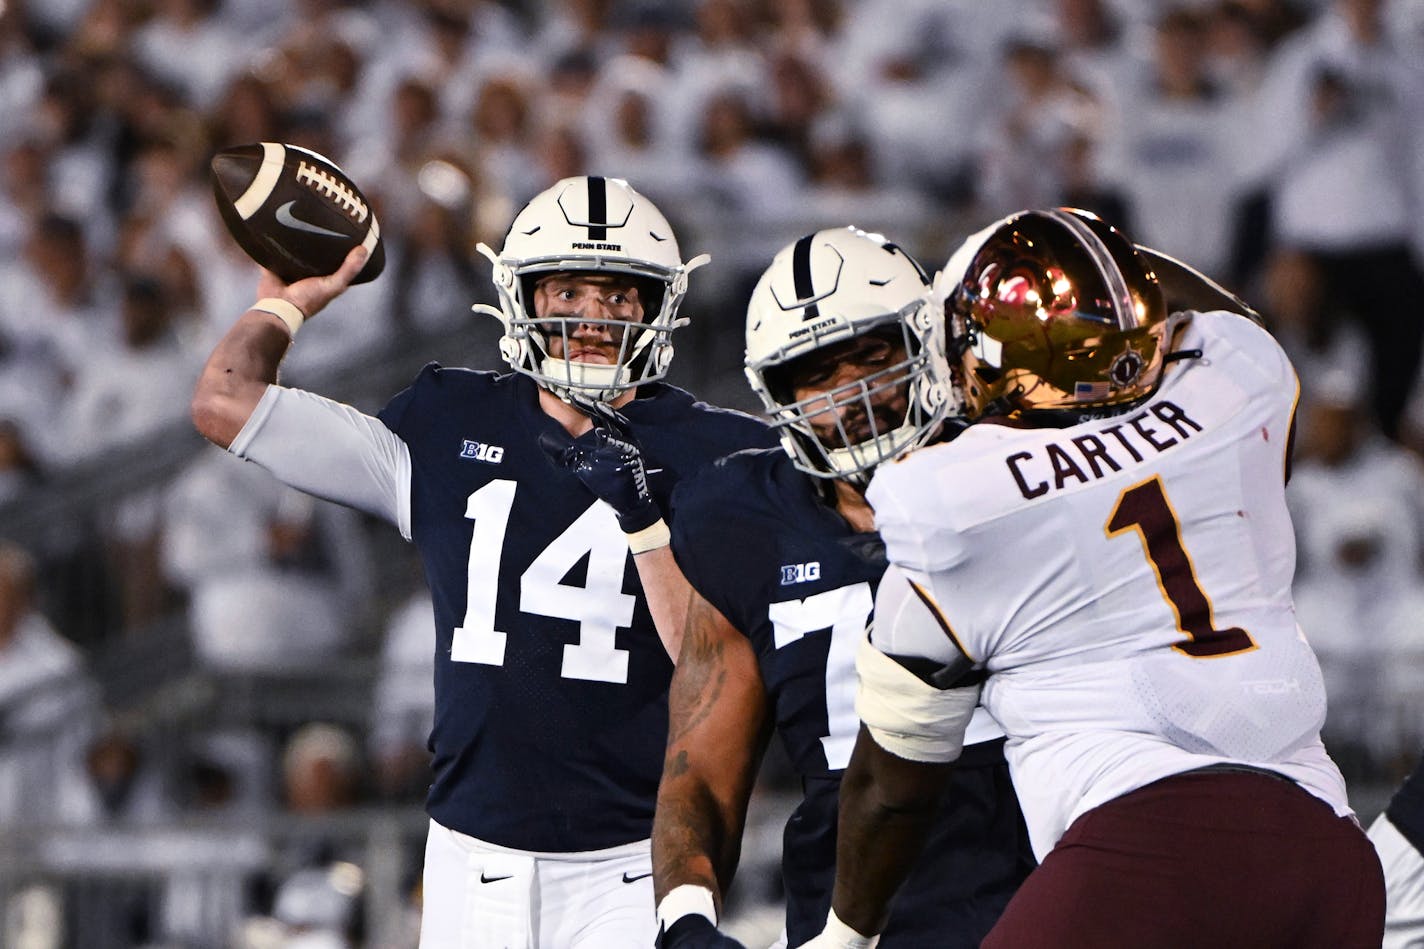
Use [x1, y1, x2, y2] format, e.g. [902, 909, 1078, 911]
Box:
[652, 586, 773, 915]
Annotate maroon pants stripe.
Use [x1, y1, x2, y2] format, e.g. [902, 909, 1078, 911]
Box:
[982, 771, 1385, 949]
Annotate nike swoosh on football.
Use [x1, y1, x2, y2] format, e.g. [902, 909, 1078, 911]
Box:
[479, 873, 513, 884]
[621, 871, 653, 884]
[275, 200, 348, 238]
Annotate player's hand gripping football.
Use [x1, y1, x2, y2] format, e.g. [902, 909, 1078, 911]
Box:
[539, 400, 662, 534]
[256, 244, 370, 321]
[655, 914, 748, 949]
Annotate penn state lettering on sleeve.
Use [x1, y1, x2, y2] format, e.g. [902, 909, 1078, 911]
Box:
[374, 368, 771, 852]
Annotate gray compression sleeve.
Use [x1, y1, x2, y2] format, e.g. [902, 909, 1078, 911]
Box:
[229, 385, 412, 540]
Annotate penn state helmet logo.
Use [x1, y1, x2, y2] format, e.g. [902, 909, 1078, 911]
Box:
[768, 233, 845, 321]
[555, 176, 633, 241]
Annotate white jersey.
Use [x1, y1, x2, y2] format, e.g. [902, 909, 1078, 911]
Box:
[868, 310, 1351, 859]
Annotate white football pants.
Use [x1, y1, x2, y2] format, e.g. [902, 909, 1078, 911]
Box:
[418, 819, 657, 949]
[1370, 813, 1424, 949]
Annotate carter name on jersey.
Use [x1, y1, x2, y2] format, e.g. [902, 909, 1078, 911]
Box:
[1006, 399, 1203, 500]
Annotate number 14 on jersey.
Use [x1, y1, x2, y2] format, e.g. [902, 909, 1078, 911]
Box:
[452, 480, 637, 684]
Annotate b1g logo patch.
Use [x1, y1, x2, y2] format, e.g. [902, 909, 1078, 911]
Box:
[460, 440, 505, 464]
[780, 561, 821, 585]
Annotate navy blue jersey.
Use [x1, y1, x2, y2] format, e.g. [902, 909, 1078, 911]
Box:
[671, 448, 1033, 947]
[378, 366, 774, 852]
[1388, 751, 1424, 855]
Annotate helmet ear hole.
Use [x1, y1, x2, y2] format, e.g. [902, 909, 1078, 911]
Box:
[498, 335, 523, 365]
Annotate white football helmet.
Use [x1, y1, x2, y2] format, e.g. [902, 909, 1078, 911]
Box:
[475, 176, 708, 402]
[744, 227, 957, 485]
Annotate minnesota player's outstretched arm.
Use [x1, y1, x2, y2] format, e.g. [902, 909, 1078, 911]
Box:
[651, 587, 771, 946]
[191, 246, 368, 448]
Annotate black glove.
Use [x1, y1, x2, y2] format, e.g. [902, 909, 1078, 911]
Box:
[539, 400, 662, 534]
[656, 914, 748, 949]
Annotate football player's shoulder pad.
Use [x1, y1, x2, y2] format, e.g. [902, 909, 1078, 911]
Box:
[1179, 309, 1295, 398]
[380, 363, 506, 429]
[670, 446, 784, 524]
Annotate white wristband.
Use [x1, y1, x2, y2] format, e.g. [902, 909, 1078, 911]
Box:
[626, 518, 671, 554]
[818, 908, 880, 948]
[251, 297, 306, 337]
[656, 884, 716, 931]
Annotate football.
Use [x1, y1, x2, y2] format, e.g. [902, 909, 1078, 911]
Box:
[210, 142, 385, 285]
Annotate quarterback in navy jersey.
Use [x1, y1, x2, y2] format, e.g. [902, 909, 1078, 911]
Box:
[651, 229, 1034, 949]
[380, 365, 771, 852]
[191, 176, 773, 948]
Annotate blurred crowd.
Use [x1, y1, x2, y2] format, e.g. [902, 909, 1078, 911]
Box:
[2, 0, 1424, 946]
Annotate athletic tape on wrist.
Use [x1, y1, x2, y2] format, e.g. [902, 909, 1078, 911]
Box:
[656, 884, 716, 930]
[823, 908, 880, 948]
[251, 297, 306, 337]
[626, 518, 671, 554]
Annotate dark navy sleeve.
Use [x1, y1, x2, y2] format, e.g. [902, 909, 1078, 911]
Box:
[669, 451, 779, 634]
[377, 362, 443, 441]
[1388, 752, 1424, 854]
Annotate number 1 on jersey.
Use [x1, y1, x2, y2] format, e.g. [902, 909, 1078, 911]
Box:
[452, 480, 515, 666]
[1106, 475, 1256, 658]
